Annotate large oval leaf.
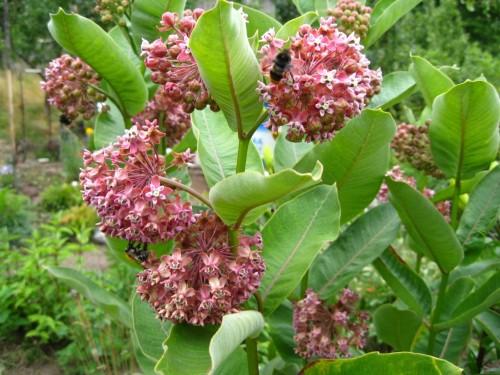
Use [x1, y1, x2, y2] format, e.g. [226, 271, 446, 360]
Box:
[48, 9, 148, 116]
[190, 0, 263, 136]
[368, 71, 416, 110]
[275, 12, 318, 40]
[429, 80, 500, 180]
[233, 3, 282, 37]
[191, 109, 263, 187]
[310, 204, 400, 300]
[302, 352, 462, 374]
[94, 101, 125, 149]
[387, 179, 464, 273]
[274, 129, 314, 172]
[209, 161, 323, 225]
[259, 185, 340, 315]
[295, 109, 396, 223]
[374, 305, 422, 351]
[268, 302, 303, 365]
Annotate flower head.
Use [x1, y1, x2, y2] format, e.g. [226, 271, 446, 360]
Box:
[41, 54, 105, 120]
[328, 0, 372, 39]
[79, 120, 195, 243]
[141, 9, 219, 113]
[258, 18, 381, 142]
[95, 0, 129, 25]
[293, 289, 369, 359]
[136, 212, 265, 325]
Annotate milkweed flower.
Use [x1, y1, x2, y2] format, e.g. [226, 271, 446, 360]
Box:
[257, 18, 381, 142]
[95, 0, 129, 25]
[328, 0, 372, 39]
[136, 212, 265, 325]
[41, 54, 106, 120]
[293, 289, 369, 359]
[79, 120, 194, 243]
[141, 9, 219, 113]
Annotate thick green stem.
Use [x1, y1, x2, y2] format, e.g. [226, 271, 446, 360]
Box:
[158, 176, 212, 208]
[228, 229, 239, 256]
[427, 272, 449, 354]
[254, 291, 264, 313]
[451, 177, 461, 229]
[246, 338, 259, 375]
[300, 271, 309, 298]
[236, 137, 250, 173]
[415, 253, 422, 275]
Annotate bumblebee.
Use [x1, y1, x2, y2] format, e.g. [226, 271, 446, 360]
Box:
[270, 49, 292, 83]
[125, 241, 149, 264]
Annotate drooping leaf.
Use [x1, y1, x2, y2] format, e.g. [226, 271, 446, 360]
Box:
[133, 334, 157, 375]
[409, 55, 454, 107]
[310, 204, 400, 300]
[295, 109, 395, 223]
[48, 9, 148, 116]
[213, 348, 249, 375]
[191, 109, 263, 187]
[368, 71, 416, 110]
[209, 161, 323, 225]
[387, 179, 464, 273]
[233, 3, 282, 37]
[268, 302, 303, 365]
[449, 259, 500, 284]
[364, 0, 423, 47]
[94, 101, 125, 149]
[275, 12, 318, 40]
[190, 0, 264, 135]
[302, 352, 462, 374]
[429, 80, 500, 180]
[374, 304, 422, 351]
[373, 247, 432, 316]
[45, 266, 131, 327]
[274, 130, 314, 172]
[457, 166, 500, 246]
[476, 310, 500, 346]
[259, 185, 340, 315]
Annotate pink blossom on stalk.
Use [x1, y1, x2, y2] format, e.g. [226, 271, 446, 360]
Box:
[136, 212, 265, 325]
[41, 54, 106, 120]
[141, 9, 219, 113]
[293, 289, 369, 359]
[257, 18, 381, 142]
[79, 120, 195, 243]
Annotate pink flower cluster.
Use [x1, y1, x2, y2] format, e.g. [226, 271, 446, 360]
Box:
[79, 120, 195, 243]
[391, 122, 444, 178]
[293, 289, 369, 359]
[136, 212, 265, 325]
[378, 166, 451, 221]
[329, 0, 372, 39]
[141, 9, 219, 114]
[258, 18, 381, 142]
[133, 85, 191, 148]
[41, 54, 105, 120]
[95, 0, 129, 25]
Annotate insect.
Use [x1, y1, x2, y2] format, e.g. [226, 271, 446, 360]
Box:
[125, 241, 149, 264]
[270, 49, 292, 83]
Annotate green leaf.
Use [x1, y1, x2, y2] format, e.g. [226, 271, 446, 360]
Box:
[94, 101, 125, 149]
[209, 161, 323, 225]
[60, 127, 82, 180]
[131, 292, 170, 364]
[374, 305, 422, 351]
[435, 272, 500, 330]
[209, 311, 264, 372]
[191, 109, 263, 187]
[131, 0, 186, 44]
[476, 310, 500, 346]
[449, 259, 500, 284]
[190, 0, 263, 135]
[259, 185, 340, 315]
[302, 352, 462, 374]
[295, 109, 396, 223]
[108, 26, 143, 71]
[364, 0, 423, 47]
[457, 166, 500, 245]
[310, 204, 400, 300]
[48, 9, 148, 116]
[275, 12, 318, 40]
[233, 4, 282, 37]
[368, 71, 416, 110]
[292, 0, 335, 16]
[133, 334, 157, 375]
[431, 170, 489, 203]
[213, 348, 249, 375]
[165, 128, 198, 164]
[387, 179, 464, 273]
[45, 266, 131, 328]
[429, 80, 500, 180]
[373, 248, 432, 316]
[409, 55, 454, 107]
[274, 130, 314, 172]
[268, 302, 303, 365]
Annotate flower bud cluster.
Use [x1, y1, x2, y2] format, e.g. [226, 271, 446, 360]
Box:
[141, 9, 219, 114]
[41, 54, 105, 120]
[136, 212, 265, 325]
[391, 122, 444, 178]
[95, 0, 129, 26]
[133, 85, 191, 148]
[328, 0, 372, 39]
[293, 289, 369, 359]
[258, 18, 381, 142]
[80, 120, 195, 243]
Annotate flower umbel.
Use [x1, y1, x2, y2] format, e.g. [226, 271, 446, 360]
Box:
[258, 18, 381, 142]
[95, 0, 129, 25]
[293, 289, 369, 359]
[136, 212, 265, 325]
[328, 0, 372, 39]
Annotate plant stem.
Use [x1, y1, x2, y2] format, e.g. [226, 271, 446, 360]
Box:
[246, 337, 259, 375]
[300, 271, 309, 298]
[236, 137, 250, 173]
[254, 291, 264, 313]
[451, 177, 461, 229]
[228, 229, 239, 255]
[415, 253, 422, 274]
[427, 272, 449, 354]
[158, 176, 212, 208]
